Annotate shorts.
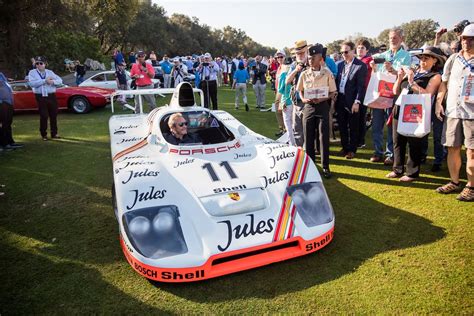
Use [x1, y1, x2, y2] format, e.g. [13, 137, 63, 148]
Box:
[442, 117, 474, 149]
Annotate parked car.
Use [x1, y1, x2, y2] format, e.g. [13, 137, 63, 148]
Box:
[109, 83, 335, 282]
[10, 80, 113, 114]
[79, 70, 160, 90]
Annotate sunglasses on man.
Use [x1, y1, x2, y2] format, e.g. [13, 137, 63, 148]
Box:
[35, 62, 44, 65]
[340, 51, 350, 55]
[176, 122, 188, 127]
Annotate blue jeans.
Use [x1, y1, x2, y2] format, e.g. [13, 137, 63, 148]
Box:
[431, 108, 446, 165]
[371, 107, 393, 158]
[76, 75, 84, 86]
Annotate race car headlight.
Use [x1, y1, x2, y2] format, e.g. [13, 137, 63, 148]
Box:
[122, 205, 188, 259]
[287, 182, 334, 227]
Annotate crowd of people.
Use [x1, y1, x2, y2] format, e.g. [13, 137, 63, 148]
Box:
[1, 20, 473, 202]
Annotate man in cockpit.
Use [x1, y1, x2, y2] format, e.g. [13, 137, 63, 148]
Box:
[164, 113, 202, 145]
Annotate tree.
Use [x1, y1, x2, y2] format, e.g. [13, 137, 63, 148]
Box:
[400, 19, 439, 48]
[326, 40, 344, 55]
[377, 19, 439, 49]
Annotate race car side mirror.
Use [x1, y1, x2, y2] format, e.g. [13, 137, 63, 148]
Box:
[238, 125, 248, 136]
[147, 134, 168, 152]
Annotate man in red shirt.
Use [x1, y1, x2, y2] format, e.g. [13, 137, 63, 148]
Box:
[130, 51, 156, 113]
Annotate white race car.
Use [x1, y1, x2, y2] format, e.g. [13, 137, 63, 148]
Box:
[109, 83, 335, 282]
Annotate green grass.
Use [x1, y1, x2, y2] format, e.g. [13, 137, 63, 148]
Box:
[0, 86, 472, 314]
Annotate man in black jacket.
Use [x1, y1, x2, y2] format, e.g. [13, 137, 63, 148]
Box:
[335, 41, 367, 159]
[252, 55, 268, 109]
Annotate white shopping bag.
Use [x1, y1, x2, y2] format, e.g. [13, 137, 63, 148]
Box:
[363, 72, 397, 109]
[397, 94, 432, 138]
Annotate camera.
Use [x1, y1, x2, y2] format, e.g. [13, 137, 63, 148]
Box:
[453, 20, 470, 34]
[373, 57, 386, 64]
[202, 62, 209, 67]
[141, 62, 146, 67]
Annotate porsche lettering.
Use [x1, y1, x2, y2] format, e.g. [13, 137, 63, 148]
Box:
[169, 142, 241, 155]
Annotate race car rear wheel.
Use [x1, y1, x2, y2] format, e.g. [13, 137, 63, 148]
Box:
[70, 96, 91, 114]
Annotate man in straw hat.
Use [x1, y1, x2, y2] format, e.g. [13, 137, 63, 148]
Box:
[285, 40, 310, 147]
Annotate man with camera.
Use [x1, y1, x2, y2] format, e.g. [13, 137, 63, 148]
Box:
[369, 28, 411, 165]
[286, 40, 310, 147]
[130, 51, 156, 113]
[197, 53, 219, 110]
[172, 58, 188, 88]
[435, 19, 471, 53]
[252, 55, 268, 109]
[297, 44, 337, 179]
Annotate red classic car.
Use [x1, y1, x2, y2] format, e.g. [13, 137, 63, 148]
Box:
[10, 81, 113, 114]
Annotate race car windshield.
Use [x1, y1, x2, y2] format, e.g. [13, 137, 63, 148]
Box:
[160, 111, 235, 145]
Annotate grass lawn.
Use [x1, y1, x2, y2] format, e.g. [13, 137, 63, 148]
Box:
[0, 86, 472, 314]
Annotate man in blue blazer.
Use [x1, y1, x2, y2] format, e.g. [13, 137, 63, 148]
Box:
[335, 41, 368, 159]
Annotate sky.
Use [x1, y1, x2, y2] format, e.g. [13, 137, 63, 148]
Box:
[154, 0, 473, 49]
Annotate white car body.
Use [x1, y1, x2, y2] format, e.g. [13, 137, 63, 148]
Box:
[109, 83, 335, 282]
[80, 70, 159, 90]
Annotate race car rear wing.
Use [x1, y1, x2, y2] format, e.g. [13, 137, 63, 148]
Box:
[110, 87, 205, 114]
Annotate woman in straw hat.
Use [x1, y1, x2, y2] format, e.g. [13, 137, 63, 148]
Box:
[387, 46, 446, 182]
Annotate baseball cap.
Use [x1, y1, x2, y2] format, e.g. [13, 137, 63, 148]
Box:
[35, 56, 47, 63]
[461, 23, 474, 37]
[308, 44, 325, 56]
[274, 49, 286, 57]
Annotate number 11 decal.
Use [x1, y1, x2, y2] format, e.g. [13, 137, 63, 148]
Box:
[202, 161, 238, 182]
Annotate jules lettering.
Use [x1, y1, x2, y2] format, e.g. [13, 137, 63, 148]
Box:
[122, 168, 160, 184]
[269, 151, 295, 169]
[217, 214, 274, 251]
[173, 158, 195, 168]
[127, 186, 167, 210]
[234, 153, 251, 160]
[260, 171, 290, 188]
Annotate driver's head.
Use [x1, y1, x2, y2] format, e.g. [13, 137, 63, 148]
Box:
[168, 113, 188, 138]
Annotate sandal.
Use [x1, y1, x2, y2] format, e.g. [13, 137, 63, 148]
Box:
[435, 181, 461, 194]
[456, 186, 474, 202]
[386, 171, 402, 178]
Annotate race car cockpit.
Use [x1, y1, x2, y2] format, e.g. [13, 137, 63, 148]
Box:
[160, 111, 235, 145]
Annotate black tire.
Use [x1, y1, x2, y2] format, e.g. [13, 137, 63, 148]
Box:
[112, 183, 118, 221]
[70, 96, 91, 114]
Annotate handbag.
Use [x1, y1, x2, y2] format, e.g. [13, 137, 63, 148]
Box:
[397, 94, 432, 138]
[364, 72, 397, 109]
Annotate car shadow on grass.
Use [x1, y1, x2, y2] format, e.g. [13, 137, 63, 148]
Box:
[0, 242, 163, 314]
[157, 180, 445, 301]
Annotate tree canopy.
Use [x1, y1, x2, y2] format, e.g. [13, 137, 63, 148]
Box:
[0, 1, 456, 78]
[0, 0, 275, 77]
